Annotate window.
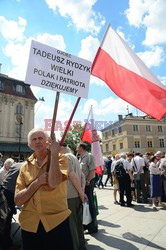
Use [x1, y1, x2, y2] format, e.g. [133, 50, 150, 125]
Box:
[133, 125, 138, 131]
[146, 125, 151, 132]
[118, 127, 122, 134]
[113, 144, 116, 151]
[134, 141, 140, 148]
[105, 131, 108, 139]
[159, 139, 165, 148]
[147, 140, 153, 148]
[16, 103, 23, 114]
[158, 126, 163, 132]
[0, 80, 4, 90]
[120, 142, 123, 149]
[16, 85, 23, 93]
[112, 129, 115, 136]
[106, 144, 109, 153]
[13, 83, 25, 95]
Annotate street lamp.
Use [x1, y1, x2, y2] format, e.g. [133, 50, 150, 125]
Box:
[18, 119, 23, 161]
[16, 115, 23, 162]
[35, 97, 45, 114]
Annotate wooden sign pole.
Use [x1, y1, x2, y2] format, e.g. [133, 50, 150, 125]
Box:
[50, 91, 60, 140]
[46, 91, 60, 172]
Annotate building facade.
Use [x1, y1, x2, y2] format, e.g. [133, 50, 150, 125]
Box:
[0, 72, 37, 161]
[101, 113, 166, 156]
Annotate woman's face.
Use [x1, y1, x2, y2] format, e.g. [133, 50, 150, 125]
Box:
[154, 158, 158, 164]
[156, 156, 160, 161]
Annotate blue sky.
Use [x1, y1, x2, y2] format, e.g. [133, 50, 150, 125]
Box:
[0, 0, 166, 137]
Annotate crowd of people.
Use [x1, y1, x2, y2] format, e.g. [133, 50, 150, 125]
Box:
[97, 151, 166, 210]
[0, 129, 166, 250]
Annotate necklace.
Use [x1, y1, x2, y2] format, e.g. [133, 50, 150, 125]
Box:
[35, 158, 43, 168]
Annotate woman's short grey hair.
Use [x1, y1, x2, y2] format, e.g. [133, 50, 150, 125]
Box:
[61, 146, 71, 154]
[4, 158, 14, 167]
[120, 153, 126, 159]
[28, 128, 49, 146]
[115, 154, 120, 160]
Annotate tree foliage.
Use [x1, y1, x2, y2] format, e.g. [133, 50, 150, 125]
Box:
[61, 124, 83, 155]
[61, 124, 91, 155]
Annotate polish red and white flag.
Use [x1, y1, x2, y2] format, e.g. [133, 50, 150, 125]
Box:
[81, 107, 92, 144]
[91, 24, 166, 120]
[81, 106, 104, 175]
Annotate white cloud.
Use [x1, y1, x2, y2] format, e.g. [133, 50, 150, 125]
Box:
[90, 75, 105, 87]
[0, 16, 26, 42]
[125, 0, 166, 46]
[78, 35, 100, 61]
[125, 0, 148, 28]
[35, 33, 66, 51]
[0, 16, 67, 80]
[45, 0, 105, 35]
[3, 40, 30, 79]
[78, 35, 106, 87]
[3, 34, 66, 80]
[82, 97, 134, 117]
[158, 76, 166, 86]
[137, 46, 165, 67]
[78, 35, 106, 86]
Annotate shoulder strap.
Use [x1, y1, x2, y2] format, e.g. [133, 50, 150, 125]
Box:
[133, 159, 138, 171]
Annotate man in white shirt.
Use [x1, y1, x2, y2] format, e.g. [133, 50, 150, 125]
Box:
[77, 142, 98, 234]
[114, 153, 134, 207]
[131, 152, 148, 203]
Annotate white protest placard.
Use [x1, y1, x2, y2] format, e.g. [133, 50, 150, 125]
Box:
[25, 40, 91, 98]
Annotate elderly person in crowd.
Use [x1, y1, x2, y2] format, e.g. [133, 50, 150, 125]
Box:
[114, 153, 134, 207]
[14, 128, 74, 250]
[0, 162, 22, 250]
[0, 158, 15, 183]
[149, 156, 164, 210]
[131, 152, 148, 203]
[77, 142, 98, 234]
[61, 144, 87, 250]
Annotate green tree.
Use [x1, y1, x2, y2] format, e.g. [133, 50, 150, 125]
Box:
[61, 124, 91, 155]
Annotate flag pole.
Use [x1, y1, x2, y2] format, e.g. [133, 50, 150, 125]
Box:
[91, 24, 110, 71]
[81, 105, 92, 139]
[60, 97, 81, 145]
[80, 105, 93, 144]
[85, 105, 92, 124]
[100, 23, 110, 47]
[46, 91, 60, 172]
[50, 91, 60, 140]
